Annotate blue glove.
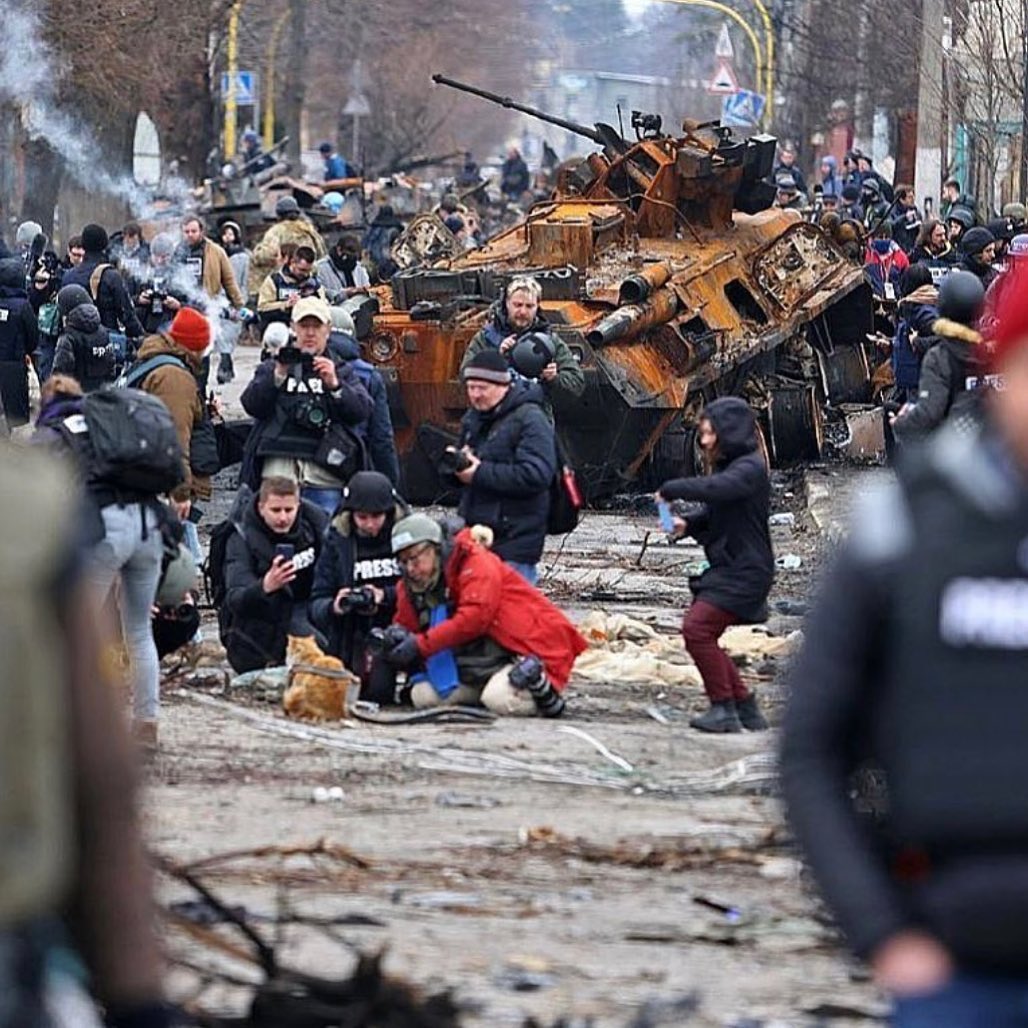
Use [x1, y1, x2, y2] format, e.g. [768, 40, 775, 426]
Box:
[384, 628, 420, 668]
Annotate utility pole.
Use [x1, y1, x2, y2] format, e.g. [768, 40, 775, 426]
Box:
[284, 0, 306, 168]
[915, 0, 945, 211]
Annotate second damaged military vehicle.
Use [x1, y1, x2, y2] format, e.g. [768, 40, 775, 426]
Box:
[363, 76, 874, 501]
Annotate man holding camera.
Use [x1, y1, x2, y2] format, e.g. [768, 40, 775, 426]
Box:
[309, 470, 406, 702]
[222, 476, 328, 673]
[241, 296, 372, 514]
[448, 350, 556, 585]
[133, 233, 186, 336]
[256, 244, 328, 329]
[460, 275, 584, 416]
[374, 513, 587, 715]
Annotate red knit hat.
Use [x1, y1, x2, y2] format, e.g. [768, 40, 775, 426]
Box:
[168, 307, 211, 352]
[987, 263, 1028, 369]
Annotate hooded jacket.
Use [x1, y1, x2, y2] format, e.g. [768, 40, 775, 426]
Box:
[309, 505, 404, 665]
[223, 493, 329, 673]
[327, 331, 400, 484]
[461, 301, 585, 408]
[52, 303, 118, 392]
[131, 334, 207, 501]
[457, 379, 557, 565]
[659, 397, 774, 622]
[315, 253, 371, 302]
[893, 318, 989, 442]
[393, 527, 588, 688]
[892, 285, 939, 393]
[61, 254, 144, 338]
[0, 257, 37, 425]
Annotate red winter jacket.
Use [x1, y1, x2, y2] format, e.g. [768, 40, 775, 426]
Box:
[393, 529, 587, 689]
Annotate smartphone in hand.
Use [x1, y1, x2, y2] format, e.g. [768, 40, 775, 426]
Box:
[274, 543, 295, 563]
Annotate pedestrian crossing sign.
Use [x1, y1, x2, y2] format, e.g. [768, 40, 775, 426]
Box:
[721, 89, 766, 127]
[706, 59, 739, 95]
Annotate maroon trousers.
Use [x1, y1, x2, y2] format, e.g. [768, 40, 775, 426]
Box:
[681, 599, 750, 704]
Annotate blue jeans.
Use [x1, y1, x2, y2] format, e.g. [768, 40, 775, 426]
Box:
[894, 973, 1028, 1027]
[301, 485, 342, 516]
[87, 504, 163, 720]
[505, 561, 538, 586]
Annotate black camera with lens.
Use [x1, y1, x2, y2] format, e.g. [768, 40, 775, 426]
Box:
[276, 344, 306, 366]
[292, 396, 330, 432]
[148, 278, 170, 315]
[341, 585, 377, 614]
[367, 623, 410, 656]
[438, 446, 472, 477]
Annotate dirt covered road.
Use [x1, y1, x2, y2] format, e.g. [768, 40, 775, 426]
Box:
[148, 342, 888, 1026]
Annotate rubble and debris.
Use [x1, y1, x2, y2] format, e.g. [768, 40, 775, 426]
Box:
[774, 554, 803, 570]
[768, 512, 796, 527]
[434, 792, 502, 809]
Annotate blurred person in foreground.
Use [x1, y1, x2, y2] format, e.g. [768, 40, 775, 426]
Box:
[0, 443, 169, 1026]
[781, 261, 1028, 1025]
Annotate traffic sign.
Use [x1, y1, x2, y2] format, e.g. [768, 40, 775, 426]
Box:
[707, 59, 739, 95]
[721, 89, 766, 127]
[715, 23, 734, 59]
[221, 71, 257, 106]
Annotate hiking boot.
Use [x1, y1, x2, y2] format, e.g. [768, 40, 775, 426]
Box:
[690, 700, 743, 733]
[736, 693, 769, 731]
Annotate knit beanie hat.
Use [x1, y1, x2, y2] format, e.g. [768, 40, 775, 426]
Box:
[168, 307, 211, 352]
[57, 283, 92, 317]
[462, 349, 511, 384]
[959, 226, 994, 258]
[81, 224, 109, 254]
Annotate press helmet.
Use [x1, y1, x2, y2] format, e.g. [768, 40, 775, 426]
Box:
[937, 269, 985, 326]
[510, 331, 557, 379]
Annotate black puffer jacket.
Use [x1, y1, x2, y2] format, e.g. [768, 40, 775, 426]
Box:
[62, 255, 144, 338]
[309, 506, 403, 665]
[0, 258, 37, 425]
[223, 495, 329, 673]
[52, 303, 118, 392]
[241, 353, 372, 472]
[659, 397, 774, 622]
[457, 380, 557, 565]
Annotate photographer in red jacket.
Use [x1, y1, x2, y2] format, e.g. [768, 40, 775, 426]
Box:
[376, 513, 587, 716]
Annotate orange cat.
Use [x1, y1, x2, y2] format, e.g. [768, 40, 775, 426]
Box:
[282, 635, 357, 722]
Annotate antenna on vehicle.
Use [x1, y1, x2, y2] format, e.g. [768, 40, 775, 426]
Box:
[616, 103, 625, 141]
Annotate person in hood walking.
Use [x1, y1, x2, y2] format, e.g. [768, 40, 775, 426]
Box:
[958, 226, 998, 289]
[0, 256, 37, 426]
[315, 236, 371, 303]
[892, 270, 989, 443]
[819, 154, 841, 199]
[780, 261, 1028, 1027]
[309, 470, 406, 701]
[461, 276, 584, 415]
[61, 224, 144, 340]
[452, 350, 557, 584]
[657, 398, 774, 733]
[216, 219, 251, 384]
[51, 284, 120, 392]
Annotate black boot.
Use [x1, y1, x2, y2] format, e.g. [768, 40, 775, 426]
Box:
[736, 693, 769, 731]
[510, 655, 565, 718]
[690, 700, 742, 733]
[216, 352, 234, 384]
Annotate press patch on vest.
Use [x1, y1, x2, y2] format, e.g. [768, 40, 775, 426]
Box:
[0, 310, 9, 322]
[292, 546, 316, 571]
[354, 557, 400, 581]
[940, 577, 1028, 648]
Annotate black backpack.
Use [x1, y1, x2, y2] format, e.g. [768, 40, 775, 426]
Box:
[83, 388, 185, 495]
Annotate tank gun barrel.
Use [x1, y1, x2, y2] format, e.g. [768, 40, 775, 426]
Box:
[431, 74, 617, 150]
[586, 288, 679, 348]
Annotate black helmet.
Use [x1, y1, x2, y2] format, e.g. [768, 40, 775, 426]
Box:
[342, 471, 396, 513]
[937, 269, 985, 326]
[510, 331, 557, 379]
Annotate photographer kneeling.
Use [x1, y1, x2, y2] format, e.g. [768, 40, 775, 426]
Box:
[241, 297, 372, 515]
[309, 470, 407, 703]
[375, 514, 587, 716]
[223, 476, 328, 673]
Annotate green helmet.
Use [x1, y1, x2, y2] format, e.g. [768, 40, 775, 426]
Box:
[156, 541, 199, 606]
[391, 513, 442, 554]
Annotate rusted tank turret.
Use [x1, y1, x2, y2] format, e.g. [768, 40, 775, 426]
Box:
[363, 76, 873, 501]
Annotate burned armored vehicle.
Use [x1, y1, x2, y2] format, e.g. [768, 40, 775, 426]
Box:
[364, 77, 873, 501]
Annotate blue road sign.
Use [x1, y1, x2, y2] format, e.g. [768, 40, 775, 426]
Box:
[721, 89, 766, 127]
[220, 71, 257, 106]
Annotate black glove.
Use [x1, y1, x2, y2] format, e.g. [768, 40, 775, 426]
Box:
[106, 1001, 177, 1028]
[383, 628, 420, 668]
